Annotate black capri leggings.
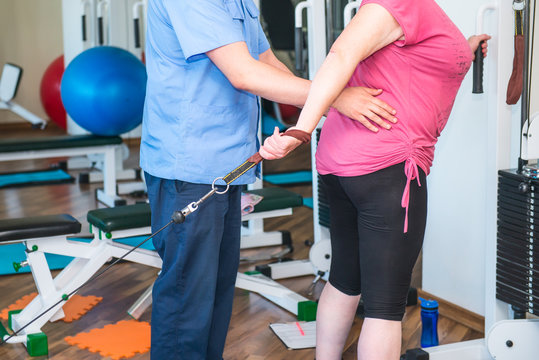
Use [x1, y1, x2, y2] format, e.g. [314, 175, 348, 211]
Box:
[320, 161, 427, 321]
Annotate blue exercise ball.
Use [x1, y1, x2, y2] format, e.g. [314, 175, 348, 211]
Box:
[61, 46, 147, 136]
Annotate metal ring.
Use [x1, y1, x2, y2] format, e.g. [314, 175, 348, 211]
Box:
[212, 177, 230, 194]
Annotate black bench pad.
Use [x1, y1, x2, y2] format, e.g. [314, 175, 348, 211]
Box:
[0, 135, 122, 153]
[0, 214, 81, 242]
[87, 188, 303, 233]
[87, 203, 151, 233]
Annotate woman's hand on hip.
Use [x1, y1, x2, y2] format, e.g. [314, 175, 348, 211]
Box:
[332, 86, 397, 132]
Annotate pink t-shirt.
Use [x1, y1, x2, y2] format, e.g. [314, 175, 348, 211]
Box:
[315, 0, 473, 231]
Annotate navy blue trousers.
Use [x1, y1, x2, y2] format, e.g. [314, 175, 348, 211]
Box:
[145, 172, 241, 360]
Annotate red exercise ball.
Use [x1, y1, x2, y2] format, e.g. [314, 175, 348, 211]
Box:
[40, 55, 67, 130]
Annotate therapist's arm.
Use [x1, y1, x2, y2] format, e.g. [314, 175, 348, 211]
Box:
[258, 49, 295, 75]
[207, 44, 396, 131]
[207, 42, 310, 106]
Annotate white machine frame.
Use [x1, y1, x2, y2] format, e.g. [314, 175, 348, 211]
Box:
[57, 0, 149, 194]
[261, 0, 331, 281]
[2, 230, 160, 345]
[0, 63, 46, 129]
[0, 142, 124, 207]
[62, 0, 146, 137]
[422, 0, 539, 358]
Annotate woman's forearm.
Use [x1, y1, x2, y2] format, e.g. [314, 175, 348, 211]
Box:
[294, 50, 358, 133]
[294, 3, 404, 134]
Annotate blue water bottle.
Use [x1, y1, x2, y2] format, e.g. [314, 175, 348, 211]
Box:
[419, 297, 439, 348]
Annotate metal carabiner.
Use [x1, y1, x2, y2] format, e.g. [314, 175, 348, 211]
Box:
[212, 176, 229, 194]
[171, 177, 228, 224]
[183, 202, 199, 216]
[513, 0, 525, 11]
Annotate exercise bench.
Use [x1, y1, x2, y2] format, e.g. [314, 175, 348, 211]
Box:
[85, 187, 313, 320]
[87, 187, 304, 252]
[0, 135, 126, 207]
[0, 187, 312, 356]
[0, 213, 161, 356]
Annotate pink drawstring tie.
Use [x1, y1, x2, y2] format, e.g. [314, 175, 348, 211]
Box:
[401, 158, 421, 233]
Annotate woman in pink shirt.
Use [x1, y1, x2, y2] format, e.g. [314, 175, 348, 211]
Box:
[260, 0, 490, 359]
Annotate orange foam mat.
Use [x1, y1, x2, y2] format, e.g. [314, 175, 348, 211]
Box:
[65, 320, 151, 359]
[0, 293, 102, 322]
[61, 294, 103, 322]
[0, 293, 37, 320]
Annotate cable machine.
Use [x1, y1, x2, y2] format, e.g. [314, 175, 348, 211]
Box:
[270, 0, 539, 358]
[417, 0, 539, 359]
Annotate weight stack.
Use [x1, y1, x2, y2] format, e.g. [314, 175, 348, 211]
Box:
[497, 168, 539, 314]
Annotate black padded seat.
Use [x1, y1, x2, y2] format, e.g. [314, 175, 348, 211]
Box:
[0, 135, 122, 153]
[87, 188, 303, 233]
[0, 214, 81, 243]
[245, 187, 303, 212]
[87, 203, 151, 233]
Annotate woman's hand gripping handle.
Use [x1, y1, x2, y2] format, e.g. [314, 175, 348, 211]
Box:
[259, 127, 311, 161]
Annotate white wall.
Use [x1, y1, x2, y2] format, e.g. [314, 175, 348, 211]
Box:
[0, 0, 63, 123]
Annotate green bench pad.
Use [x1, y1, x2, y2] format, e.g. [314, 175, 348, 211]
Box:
[0, 135, 122, 153]
[245, 187, 303, 213]
[87, 203, 151, 233]
[87, 188, 302, 233]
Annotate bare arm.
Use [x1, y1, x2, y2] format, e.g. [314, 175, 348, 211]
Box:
[293, 3, 403, 134]
[258, 49, 295, 75]
[207, 43, 310, 107]
[257, 49, 397, 131]
[208, 43, 397, 131]
[260, 4, 403, 160]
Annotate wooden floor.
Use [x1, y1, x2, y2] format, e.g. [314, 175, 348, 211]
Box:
[0, 120, 482, 359]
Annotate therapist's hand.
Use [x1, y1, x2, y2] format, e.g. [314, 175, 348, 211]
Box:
[259, 127, 303, 160]
[332, 87, 397, 132]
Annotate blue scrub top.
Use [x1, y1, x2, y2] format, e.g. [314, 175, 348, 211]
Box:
[140, 0, 270, 184]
